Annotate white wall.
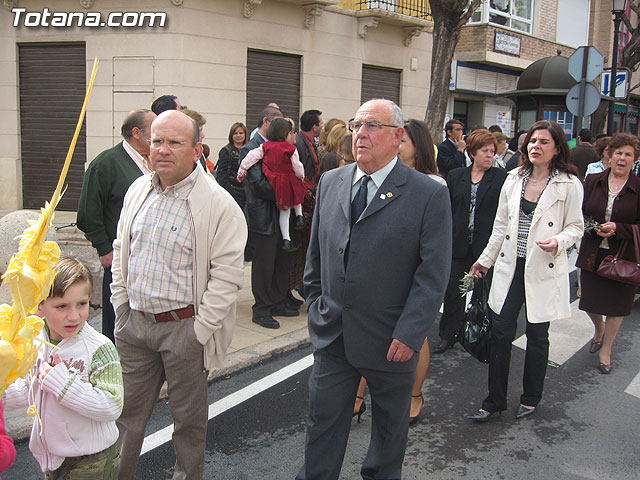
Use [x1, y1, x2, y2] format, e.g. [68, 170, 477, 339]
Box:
[0, 0, 434, 210]
[557, 0, 590, 47]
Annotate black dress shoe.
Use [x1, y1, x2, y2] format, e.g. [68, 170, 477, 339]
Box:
[515, 405, 536, 419]
[282, 239, 298, 252]
[468, 409, 501, 423]
[409, 394, 423, 425]
[252, 315, 280, 329]
[353, 396, 366, 423]
[271, 306, 300, 317]
[294, 215, 305, 230]
[433, 339, 455, 355]
[286, 291, 304, 309]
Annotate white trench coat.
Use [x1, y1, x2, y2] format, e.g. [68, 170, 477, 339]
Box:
[477, 170, 584, 323]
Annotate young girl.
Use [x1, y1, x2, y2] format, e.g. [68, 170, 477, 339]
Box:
[4, 255, 123, 478]
[237, 117, 305, 252]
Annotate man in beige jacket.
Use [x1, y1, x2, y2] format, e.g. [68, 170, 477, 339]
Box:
[111, 110, 247, 479]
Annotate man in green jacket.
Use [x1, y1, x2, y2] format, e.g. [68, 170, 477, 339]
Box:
[77, 109, 156, 341]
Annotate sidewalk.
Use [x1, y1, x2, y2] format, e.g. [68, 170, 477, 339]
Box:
[1, 210, 310, 441]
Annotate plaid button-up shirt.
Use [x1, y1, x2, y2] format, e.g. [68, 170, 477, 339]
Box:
[127, 166, 199, 314]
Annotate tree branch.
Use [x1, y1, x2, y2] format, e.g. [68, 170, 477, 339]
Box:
[621, 12, 633, 33]
[456, 0, 482, 29]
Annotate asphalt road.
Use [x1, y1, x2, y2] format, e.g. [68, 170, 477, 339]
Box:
[5, 297, 640, 479]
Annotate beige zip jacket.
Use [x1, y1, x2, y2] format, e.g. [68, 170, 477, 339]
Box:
[111, 167, 247, 370]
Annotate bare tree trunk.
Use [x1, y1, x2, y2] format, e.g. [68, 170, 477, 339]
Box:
[425, 1, 480, 143]
[590, 101, 609, 136]
[424, 17, 461, 143]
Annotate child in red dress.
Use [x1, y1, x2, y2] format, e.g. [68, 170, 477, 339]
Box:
[237, 117, 305, 251]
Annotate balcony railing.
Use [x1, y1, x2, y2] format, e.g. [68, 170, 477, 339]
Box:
[354, 0, 432, 20]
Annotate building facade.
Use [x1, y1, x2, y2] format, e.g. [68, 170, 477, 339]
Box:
[1, 0, 434, 211]
[451, 0, 589, 136]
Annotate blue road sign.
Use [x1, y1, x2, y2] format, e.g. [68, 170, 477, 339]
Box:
[601, 71, 628, 98]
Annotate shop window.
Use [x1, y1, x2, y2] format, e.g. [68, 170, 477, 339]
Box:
[544, 111, 574, 140]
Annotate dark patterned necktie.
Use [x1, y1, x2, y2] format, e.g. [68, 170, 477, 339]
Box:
[351, 175, 370, 228]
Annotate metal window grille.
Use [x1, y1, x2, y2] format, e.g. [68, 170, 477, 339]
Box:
[355, 1, 432, 20]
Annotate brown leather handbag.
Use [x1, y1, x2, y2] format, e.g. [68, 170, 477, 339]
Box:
[597, 224, 640, 286]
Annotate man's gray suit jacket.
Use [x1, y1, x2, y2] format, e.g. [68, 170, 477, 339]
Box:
[303, 160, 453, 373]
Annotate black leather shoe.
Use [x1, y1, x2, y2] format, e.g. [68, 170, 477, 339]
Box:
[433, 339, 455, 355]
[353, 396, 366, 423]
[286, 291, 304, 309]
[282, 239, 298, 252]
[515, 405, 536, 419]
[271, 306, 300, 317]
[468, 409, 501, 423]
[295, 215, 305, 230]
[252, 315, 280, 329]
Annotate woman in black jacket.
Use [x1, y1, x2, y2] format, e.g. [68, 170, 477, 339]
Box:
[215, 122, 249, 209]
[434, 129, 507, 354]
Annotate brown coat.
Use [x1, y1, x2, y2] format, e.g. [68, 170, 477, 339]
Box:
[576, 169, 640, 272]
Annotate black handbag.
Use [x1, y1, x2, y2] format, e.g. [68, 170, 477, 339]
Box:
[597, 224, 640, 286]
[458, 276, 492, 363]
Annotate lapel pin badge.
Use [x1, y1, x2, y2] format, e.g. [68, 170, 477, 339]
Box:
[379, 194, 386, 200]
[386, 192, 393, 198]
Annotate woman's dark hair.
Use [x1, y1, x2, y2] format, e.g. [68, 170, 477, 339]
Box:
[404, 119, 439, 176]
[228, 122, 248, 145]
[608, 133, 640, 159]
[519, 120, 577, 176]
[466, 129, 497, 158]
[266, 117, 292, 142]
[595, 136, 611, 157]
[318, 151, 340, 179]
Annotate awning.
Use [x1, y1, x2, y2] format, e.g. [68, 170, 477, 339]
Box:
[614, 104, 640, 116]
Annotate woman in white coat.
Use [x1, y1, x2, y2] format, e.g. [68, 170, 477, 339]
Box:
[468, 120, 584, 422]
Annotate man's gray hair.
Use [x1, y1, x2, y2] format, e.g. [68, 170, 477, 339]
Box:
[365, 99, 403, 126]
[121, 109, 152, 139]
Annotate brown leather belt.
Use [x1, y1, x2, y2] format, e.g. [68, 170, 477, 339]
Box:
[154, 305, 195, 323]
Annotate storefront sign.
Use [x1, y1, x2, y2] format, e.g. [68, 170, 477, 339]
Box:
[494, 31, 521, 57]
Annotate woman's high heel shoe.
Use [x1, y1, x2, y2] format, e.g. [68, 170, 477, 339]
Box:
[467, 409, 501, 423]
[409, 394, 424, 425]
[353, 396, 366, 423]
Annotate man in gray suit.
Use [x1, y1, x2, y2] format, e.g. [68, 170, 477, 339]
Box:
[297, 99, 452, 480]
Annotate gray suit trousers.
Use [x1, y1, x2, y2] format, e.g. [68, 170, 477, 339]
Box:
[297, 336, 415, 480]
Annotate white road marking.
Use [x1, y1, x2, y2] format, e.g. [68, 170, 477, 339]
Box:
[513, 299, 594, 366]
[624, 371, 640, 399]
[140, 354, 314, 454]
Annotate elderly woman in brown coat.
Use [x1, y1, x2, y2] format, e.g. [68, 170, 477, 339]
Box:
[576, 133, 640, 374]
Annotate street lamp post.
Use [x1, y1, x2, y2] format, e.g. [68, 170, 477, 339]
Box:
[607, 0, 628, 136]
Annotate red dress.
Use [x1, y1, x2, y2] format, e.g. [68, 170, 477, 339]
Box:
[262, 141, 305, 208]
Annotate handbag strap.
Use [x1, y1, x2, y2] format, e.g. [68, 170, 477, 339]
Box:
[477, 274, 489, 306]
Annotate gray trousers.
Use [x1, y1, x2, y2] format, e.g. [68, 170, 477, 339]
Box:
[114, 306, 208, 480]
[297, 336, 415, 480]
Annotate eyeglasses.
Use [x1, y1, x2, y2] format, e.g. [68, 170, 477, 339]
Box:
[348, 119, 400, 133]
[148, 139, 188, 150]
